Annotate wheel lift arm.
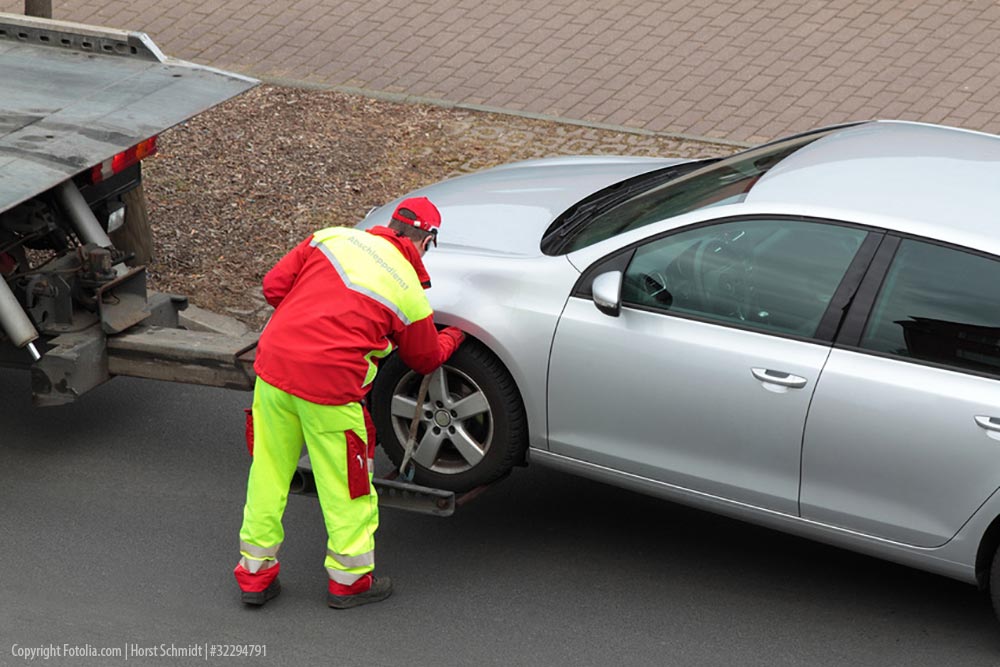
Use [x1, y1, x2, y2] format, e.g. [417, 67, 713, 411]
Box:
[289, 455, 457, 517]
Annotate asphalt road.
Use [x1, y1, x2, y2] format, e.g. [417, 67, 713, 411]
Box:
[3, 370, 1000, 666]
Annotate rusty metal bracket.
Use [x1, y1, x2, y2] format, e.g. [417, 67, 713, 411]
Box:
[96, 266, 150, 334]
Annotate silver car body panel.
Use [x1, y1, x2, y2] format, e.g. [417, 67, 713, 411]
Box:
[361, 121, 1000, 584]
[801, 347, 1000, 548]
[407, 248, 580, 450]
[748, 121, 1000, 244]
[548, 299, 830, 515]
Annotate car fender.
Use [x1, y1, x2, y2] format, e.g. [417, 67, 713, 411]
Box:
[421, 249, 581, 451]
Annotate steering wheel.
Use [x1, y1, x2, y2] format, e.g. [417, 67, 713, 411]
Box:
[662, 241, 707, 311]
[711, 262, 755, 321]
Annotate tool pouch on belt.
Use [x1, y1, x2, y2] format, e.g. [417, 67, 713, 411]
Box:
[244, 408, 254, 457]
[345, 430, 371, 499]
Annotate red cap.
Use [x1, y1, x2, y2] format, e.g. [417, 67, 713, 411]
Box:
[391, 197, 441, 233]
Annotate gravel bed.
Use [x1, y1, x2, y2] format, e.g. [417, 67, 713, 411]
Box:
[142, 85, 734, 328]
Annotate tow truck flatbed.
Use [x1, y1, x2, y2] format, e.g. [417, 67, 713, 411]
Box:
[1, 13, 256, 214]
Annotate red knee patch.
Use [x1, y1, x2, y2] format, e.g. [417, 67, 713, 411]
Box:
[244, 408, 254, 457]
[345, 430, 370, 499]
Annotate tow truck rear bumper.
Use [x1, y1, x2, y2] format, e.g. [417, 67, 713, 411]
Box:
[22, 293, 258, 406]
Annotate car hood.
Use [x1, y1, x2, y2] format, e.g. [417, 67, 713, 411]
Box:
[357, 156, 687, 256]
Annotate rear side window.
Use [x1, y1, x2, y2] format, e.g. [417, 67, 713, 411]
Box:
[861, 240, 1000, 375]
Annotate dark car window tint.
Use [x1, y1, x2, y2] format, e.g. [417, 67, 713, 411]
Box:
[558, 130, 839, 254]
[861, 240, 1000, 374]
[622, 219, 867, 338]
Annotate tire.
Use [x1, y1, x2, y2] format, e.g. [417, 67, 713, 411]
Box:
[990, 545, 1000, 622]
[370, 339, 527, 492]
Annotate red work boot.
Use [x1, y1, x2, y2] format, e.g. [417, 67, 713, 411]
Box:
[327, 575, 393, 609]
[234, 562, 281, 606]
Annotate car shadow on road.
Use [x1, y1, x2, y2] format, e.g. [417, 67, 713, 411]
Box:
[373, 461, 1000, 654]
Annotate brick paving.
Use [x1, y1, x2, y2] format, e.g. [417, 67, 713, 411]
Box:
[3, 0, 1000, 144]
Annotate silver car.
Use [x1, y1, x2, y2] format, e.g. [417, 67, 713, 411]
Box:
[361, 121, 1000, 623]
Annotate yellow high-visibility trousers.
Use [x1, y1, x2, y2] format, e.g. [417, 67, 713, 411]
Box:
[238, 377, 379, 593]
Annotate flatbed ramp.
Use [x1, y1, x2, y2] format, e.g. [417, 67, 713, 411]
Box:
[0, 12, 256, 213]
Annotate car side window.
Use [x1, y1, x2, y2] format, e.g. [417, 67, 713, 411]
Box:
[621, 218, 867, 338]
[860, 239, 1000, 375]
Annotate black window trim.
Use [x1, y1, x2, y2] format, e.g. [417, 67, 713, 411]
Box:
[833, 235, 900, 348]
[571, 214, 882, 345]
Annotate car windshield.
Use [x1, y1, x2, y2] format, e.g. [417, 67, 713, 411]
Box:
[555, 128, 842, 254]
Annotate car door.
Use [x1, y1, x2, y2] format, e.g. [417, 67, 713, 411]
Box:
[801, 236, 1000, 547]
[547, 216, 874, 514]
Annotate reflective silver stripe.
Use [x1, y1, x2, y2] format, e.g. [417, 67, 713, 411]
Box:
[239, 556, 278, 574]
[326, 568, 364, 586]
[326, 549, 375, 569]
[311, 237, 412, 325]
[240, 540, 280, 560]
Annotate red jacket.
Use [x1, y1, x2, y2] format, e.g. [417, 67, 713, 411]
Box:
[254, 225, 463, 405]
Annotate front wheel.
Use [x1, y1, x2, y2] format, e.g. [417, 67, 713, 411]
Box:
[370, 339, 527, 492]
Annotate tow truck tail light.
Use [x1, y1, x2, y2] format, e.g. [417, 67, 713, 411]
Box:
[89, 136, 158, 184]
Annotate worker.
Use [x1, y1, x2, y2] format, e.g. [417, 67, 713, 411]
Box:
[234, 196, 464, 609]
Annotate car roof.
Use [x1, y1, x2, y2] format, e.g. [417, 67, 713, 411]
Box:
[745, 121, 1000, 248]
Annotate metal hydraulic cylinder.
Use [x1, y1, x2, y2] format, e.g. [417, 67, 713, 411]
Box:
[54, 180, 113, 248]
[0, 277, 41, 360]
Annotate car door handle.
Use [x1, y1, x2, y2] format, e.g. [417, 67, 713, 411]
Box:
[975, 416, 1000, 432]
[751, 368, 808, 389]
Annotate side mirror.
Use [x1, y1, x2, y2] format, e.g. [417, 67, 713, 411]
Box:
[592, 271, 623, 317]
